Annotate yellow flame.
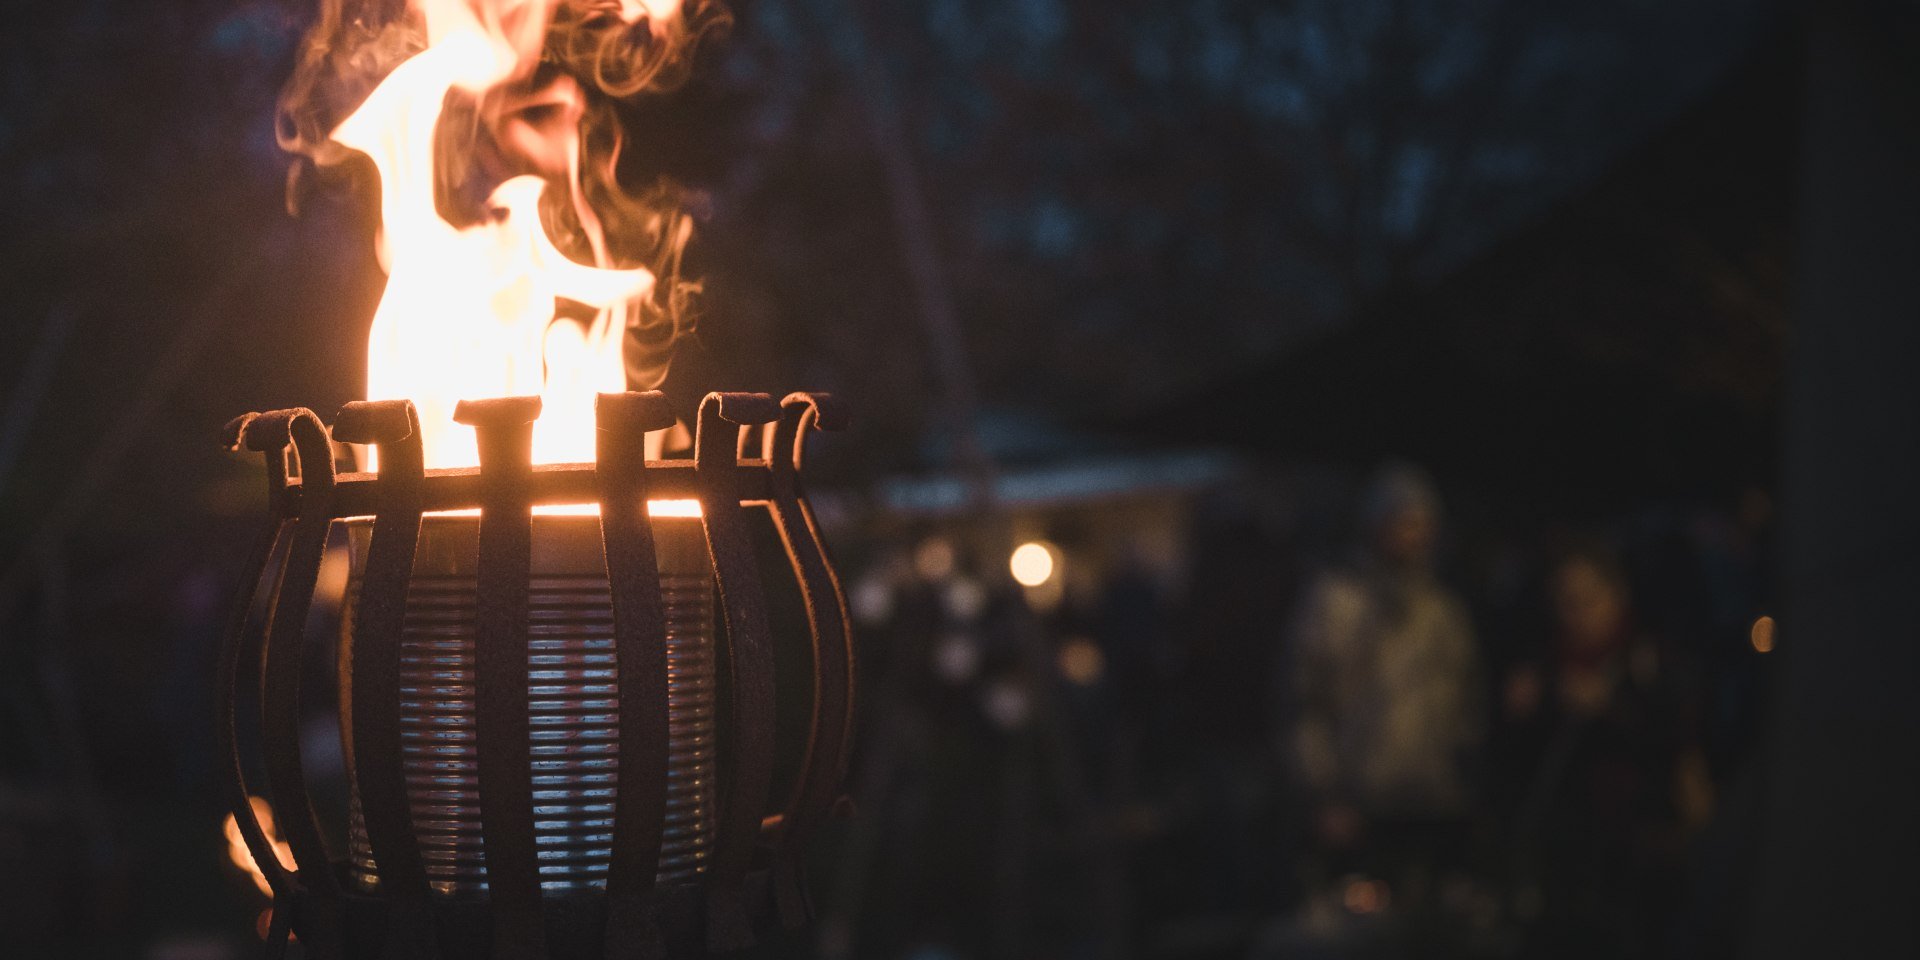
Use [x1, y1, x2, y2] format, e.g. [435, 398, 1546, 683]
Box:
[333, 0, 685, 472]
[223, 797, 295, 899]
[618, 0, 685, 26]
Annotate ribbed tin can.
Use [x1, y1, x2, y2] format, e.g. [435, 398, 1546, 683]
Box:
[340, 513, 716, 898]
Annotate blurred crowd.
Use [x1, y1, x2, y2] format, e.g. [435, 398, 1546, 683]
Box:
[829, 463, 1775, 960]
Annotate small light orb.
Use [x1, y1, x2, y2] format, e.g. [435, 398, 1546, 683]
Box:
[850, 575, 895, 627]
[1341, 875, 1390, 915]
[914, 537, 958, 582]
[933, 633, 981, 685]
[981, 681, 1032, 731]
[943, 577, 988, 622]
[1009, 541, 1056, 588]
[1058, 637, 1105, 687]
[1750, 615, 1776, 654]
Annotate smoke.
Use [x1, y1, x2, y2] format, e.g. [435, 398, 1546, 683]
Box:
[275, 0, 731, 387]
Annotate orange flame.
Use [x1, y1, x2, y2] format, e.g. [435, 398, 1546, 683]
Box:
[332, 1, 687, 470]
[223, 796, 296, 899]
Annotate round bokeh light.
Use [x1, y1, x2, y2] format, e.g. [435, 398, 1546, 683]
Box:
[1009, 541, 1057, 588]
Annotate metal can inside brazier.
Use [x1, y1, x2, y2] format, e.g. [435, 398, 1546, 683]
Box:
[342, 513, 717, 898]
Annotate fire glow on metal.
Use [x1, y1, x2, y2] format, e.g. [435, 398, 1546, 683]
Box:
[217, 391, 854, 958]
[218, 5, 853, 953]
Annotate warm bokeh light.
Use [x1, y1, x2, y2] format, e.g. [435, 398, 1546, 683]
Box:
[223, 796, 294, 899]
[1341, 875, 1390, 915]
[1751, 615, 1776, 654]
[1057, 637, 1105, 687]
[1009, 541, 1057, 588]
[914, 537, 958, 582]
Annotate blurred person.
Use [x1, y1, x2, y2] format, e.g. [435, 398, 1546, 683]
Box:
[1282, 464, 1484, 915]
[1497, 546, 1712, 958]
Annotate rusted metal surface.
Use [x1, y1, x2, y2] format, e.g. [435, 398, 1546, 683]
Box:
[216, 391, 852, 960]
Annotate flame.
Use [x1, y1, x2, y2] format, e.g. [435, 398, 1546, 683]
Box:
[223, 797, 296, 899]
[332, 1, 684, 471]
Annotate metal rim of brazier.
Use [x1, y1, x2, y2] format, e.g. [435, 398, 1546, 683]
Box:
[215, 390, 854, 960]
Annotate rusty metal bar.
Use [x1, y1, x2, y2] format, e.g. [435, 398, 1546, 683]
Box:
[215, 412, 298, 936]
[250, 408, 347, 959]
[455, 397, 549, 960]
[760, 392, 854, 929]
[594, 391, 678, 960]
[310, 462, 772, 518]
[693, 392, 781, 952]
[333, 400, 440, 960]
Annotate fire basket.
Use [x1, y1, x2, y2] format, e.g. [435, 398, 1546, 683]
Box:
[216, 389, 853, 959]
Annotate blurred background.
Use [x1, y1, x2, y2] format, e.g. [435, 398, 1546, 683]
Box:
[2, 0, 1916, 957]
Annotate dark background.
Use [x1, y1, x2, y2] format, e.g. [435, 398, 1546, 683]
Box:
[2, 1, 1916, 958]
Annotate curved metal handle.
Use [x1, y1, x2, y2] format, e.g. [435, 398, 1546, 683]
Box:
[334, 400, 442, 960]
[694, 392, 781, 951]
[759, 393, 854, 928]
[223, 408, 347, 957]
